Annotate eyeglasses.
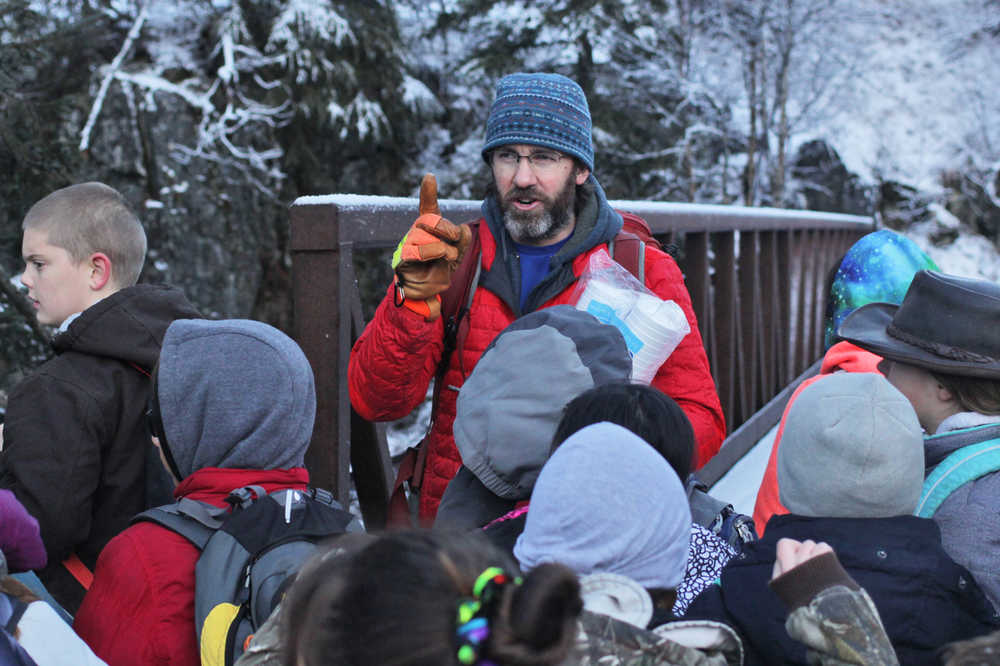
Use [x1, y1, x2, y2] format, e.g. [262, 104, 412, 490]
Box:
[491, 149, 566, 174]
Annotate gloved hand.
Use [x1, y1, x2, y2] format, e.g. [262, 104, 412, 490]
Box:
[392, 174, 472, 320]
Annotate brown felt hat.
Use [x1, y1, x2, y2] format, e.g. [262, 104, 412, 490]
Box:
[839, 270, 1000, 379]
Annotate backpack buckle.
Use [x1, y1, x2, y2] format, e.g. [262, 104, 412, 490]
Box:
[310, 487, 336, 507]
[226, 486, 266, 510]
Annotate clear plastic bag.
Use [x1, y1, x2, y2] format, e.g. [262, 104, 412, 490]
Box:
[571, 249, 689, 384]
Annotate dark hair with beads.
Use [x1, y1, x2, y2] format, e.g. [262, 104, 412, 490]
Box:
[282, 529, 581, 666]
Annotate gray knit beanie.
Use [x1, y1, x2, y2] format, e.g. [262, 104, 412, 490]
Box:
[157, 319, 316, 478]
[778, 372, 924, 518]
[482, 72, 594, 171]
[514, 422, 691, 590]
[454, 306, 632, 500]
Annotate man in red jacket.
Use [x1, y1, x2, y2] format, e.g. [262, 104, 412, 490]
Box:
[349, 72, 725, 522]
[73, 319, 354, 666]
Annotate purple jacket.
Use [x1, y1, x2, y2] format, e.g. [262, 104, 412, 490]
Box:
[0, 489, 46, 572]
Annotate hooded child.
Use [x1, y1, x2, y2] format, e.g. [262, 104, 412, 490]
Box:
[72, 319, 348, 666]
[514, 422, 743, 662]
[435, 305, 633, 530]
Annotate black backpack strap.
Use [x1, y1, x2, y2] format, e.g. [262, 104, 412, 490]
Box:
[308, 486, 339, 508]
[226, 486, 269, 509]
[438, 221, 483, 385]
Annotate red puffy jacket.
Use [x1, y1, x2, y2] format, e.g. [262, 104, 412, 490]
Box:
[751, 341, 883, 536]
[73, 467, 309, 666]
[351, 214, 725, 521]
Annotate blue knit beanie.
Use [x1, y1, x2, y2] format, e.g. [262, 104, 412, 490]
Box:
[482, 72, 594, 171]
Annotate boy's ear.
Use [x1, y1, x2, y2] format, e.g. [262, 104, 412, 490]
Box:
[88, 252, 112, 291]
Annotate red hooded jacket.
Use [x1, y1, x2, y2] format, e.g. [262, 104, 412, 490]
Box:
[73, 467, 309, 666]
[351, 214, 725, 521]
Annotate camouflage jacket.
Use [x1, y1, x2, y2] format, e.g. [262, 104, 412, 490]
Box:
[570, 569, 898, 666]
[784, 584, 898, 666]
[565, 611, 742, 666]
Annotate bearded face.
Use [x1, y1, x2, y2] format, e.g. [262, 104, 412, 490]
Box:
[487, 145, 587, 245]
[499, 172, 578, 244]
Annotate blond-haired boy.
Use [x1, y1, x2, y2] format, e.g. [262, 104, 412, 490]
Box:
[0, 182, 200, 612]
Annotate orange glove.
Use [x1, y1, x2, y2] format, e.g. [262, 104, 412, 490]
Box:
[392, 174, 473, 320]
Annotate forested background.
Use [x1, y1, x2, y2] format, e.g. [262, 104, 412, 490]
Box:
[0, 0, 997, 397]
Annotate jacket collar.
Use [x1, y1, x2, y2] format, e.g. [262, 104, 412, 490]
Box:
[925, 418, 1000, 467]
[760, 513, 940, 549]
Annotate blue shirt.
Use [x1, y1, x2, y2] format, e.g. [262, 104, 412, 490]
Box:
[513, 238, 569, 312]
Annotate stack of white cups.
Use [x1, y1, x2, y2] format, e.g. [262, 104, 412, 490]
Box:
[626, 292, 689, 383]
[575, 279, 690, 384]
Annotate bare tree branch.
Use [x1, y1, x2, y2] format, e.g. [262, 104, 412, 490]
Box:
[79, 3, 149, 152]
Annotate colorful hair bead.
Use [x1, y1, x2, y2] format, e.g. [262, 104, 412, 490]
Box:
[454, 567, 522, 665]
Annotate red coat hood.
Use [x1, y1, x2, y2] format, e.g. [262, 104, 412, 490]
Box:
[820, 341, 883, 375]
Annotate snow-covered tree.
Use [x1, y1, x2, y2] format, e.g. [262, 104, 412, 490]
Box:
[718, 0, 874, 207]
[254, 0, 442, 195]
[412, 0, 742, 201]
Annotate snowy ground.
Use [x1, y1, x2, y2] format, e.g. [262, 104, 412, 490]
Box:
[710, 425, 778, 516]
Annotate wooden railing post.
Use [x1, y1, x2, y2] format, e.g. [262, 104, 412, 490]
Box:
[713, 231, 738, 431]
[289, 202, 351, 505]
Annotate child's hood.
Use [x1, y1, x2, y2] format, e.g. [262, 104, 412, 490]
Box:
[156, 318, 316, 478]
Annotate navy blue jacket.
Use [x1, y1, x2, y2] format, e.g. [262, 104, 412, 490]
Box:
[685, 513, 1000, 665]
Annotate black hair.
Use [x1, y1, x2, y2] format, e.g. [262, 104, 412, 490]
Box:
[282, 529, 582, 666]
[551, 382, 694, 479]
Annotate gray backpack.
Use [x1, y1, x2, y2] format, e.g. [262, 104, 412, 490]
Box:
[134, 486, 361, 666]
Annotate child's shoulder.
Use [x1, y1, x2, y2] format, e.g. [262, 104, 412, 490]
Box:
[54, 284, 200, 356]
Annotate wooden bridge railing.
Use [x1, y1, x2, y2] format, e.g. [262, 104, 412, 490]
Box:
[289, 195, 873, 527]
